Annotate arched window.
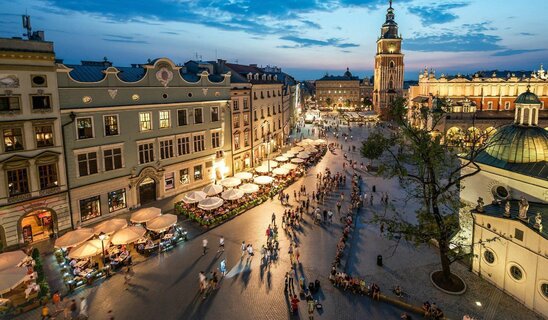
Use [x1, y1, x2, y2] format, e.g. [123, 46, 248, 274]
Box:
[389, 60, 395, 69]
[504, 101, 510, 110]
[388, 80, 394, 90]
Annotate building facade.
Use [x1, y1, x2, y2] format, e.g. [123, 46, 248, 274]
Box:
[315, 68, 360, 109]
[0, 37, 71, 249]
[57, 58, 232, 227]
[373, 1, 404, 118]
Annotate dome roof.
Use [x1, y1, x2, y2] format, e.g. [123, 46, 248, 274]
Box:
[484, 125, 548, 163]
[515, 89, 541, 104]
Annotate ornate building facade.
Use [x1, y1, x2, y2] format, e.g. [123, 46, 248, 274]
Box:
[373, 1, 404, 119]
[315, 68, 360, 109]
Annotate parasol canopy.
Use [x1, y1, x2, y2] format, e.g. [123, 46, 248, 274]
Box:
[0, 251, 28, 270]
[198, 197, 224, 210]
[290, 146, 304, 153]
[221, 189, 245, 201]
[261, 160, 278, 168]
[255, 166, 272, 174]
[282, 152, 296, 158]
[111, 226, 147, 245]
[297, 152, 310, 159]
[254, 176, 274, 185]
[275, 156, 289, 162]
[313, 139, 327, 145]
[234, 172, 253, 180]
[182, 191, 207, 204]
[239, 183, 259, 194]
[68, 239, 110, 259]
[203, 184, 223, 196]
[93, 218, 127, 235]
[130, 207, 162, 223]
[55, 228, 94, 249]
[220, 177, 242, 188]
[281, 163, 298, 170]
[146, 214, 178, 233]
[291, 158, 305, 164]
[272, 167, 290, 176]
[0, 266, 29, 295]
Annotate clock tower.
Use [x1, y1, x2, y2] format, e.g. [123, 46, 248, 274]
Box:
[373, 0, 404, 119]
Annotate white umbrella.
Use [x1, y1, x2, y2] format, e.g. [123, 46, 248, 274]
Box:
[261, 160, 278, 168]
[272, 167, 290, 176]
[290, 146, 304, 152]
[221, 189, 245, 201]
[302, 138, 314, 144]
[239, 183, 260, 194]
[0, 251, 28, 270]
[297, 141, 310, 147]
[182, 191, 207, 204]
[55, 228, 94, 249]
[111, 226, 147, 245]
[130, 207, 162, 223]
[282, 152, 295, 158]
[291, 158, 305, 164]
[255, 166, 272, 174]
[68, 239, 109, 259]
[297, 152, 310, 159]
[146, 214, 178, 233]
[198, 197, 224, 211]
[275, 156, 289, 162]
[313, 139, 327, 145]
[0, 267, 29, 294]
[220, 177, 242, 188]
[304, 147, 318, 153]
[93, 218, 127, 235]
[234, 172, 253, 180]
[203, 184, 223, 196]
[254, 176, 274, 185]
[282, 163, 298, 170]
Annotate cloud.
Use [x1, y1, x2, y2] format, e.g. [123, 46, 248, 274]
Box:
[102, 38, 148, 44]
[405, 33, 503, 52]
[102, 34, 148, 44]
[408, 2, 470, 24]
[279, 36, 359, 49]
[462, 22, 496, 32]
[518, 32, 535, 36]
[492, 49, 545, 56]
[301, 20, 321, 29]
[160, 31, 180, 35]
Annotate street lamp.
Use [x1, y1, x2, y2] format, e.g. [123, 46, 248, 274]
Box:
[98, 232, 108, 276]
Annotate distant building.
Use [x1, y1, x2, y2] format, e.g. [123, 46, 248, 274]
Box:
[315, 68, 360, 109]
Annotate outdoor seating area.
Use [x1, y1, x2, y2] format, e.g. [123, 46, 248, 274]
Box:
[0, 250, 41, 315]
[53, 209, 187, 292]
[176, 139, 328, 226]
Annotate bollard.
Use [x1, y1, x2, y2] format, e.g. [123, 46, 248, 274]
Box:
[377, 254, 383, 267]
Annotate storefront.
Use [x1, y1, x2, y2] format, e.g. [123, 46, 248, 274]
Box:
[20, 209, 55, 244]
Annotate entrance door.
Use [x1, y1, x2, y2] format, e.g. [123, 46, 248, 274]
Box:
[21, 209, 54, 244]
[139, 178, 157, 205]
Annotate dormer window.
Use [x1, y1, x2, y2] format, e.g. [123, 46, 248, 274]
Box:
[267, 75, 272, 80]
[247, 73, 252, 80]
[262, 74, 266, 80]
[274, 75, 277, 81]
[254, 74, 259, 80]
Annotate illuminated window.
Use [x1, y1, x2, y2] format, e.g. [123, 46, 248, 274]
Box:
[139, 112, 152, 131]
[76, 117, 93, 139]
[194, 165, 203, 180]
[108, 189, 127, 213]
[159, 110, 170, 129]
[80, 196, 101, 222]
[104, 115, 119, 136]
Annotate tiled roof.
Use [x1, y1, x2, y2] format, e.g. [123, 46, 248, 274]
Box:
[474, 151, 548, 180]
[66, 65, 146, 82]
[316, 75, 359, 81]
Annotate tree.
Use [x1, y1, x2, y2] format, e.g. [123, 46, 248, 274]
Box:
[361, 97, 497, 292]
[360, 131, 386, 168]
[325, 97, 332, 109]
[344, 99, 351, 109]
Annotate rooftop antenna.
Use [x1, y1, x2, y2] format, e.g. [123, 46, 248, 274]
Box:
[22, 14, 32, 39]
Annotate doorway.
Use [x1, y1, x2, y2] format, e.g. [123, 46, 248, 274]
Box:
[21, 209, 54, 244]
[139, 177, 157, 205]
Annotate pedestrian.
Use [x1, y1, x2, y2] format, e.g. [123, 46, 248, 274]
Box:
[380, 223, 385, 234]
[41, 304, 50, 320]
[51, 291, 60, 309]
[295, 247, 300, 264]
[199, 271, 207, 293]
[218, 236, 225, 253]
[307, 294, 315, 320]
[272, 212, 276, 225]
[202, 238, 208, 256]
[241, 241, 246, 258]
[247, 244, 254, 256]
[70, 299, 78, 320]
[124, 265, 133, 287]
[79, 296, 88, 319]
[336, 201, 342, 215]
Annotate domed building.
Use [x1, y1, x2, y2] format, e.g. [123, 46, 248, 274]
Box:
[459, 89, 548, 317]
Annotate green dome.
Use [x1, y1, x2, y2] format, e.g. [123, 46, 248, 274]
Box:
[515, 90, 541, 104]
[485, 125, 548, 163]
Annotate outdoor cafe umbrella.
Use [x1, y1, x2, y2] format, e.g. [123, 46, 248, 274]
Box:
[198, 197, 224, 211]
[146, 214, 178, 233]
[0, 265, 28, 295]
[313, 139, 327, 145]
[203, 184, 223, 196]
[297, 141, 310, 147]
[220, 177, 242, 188]
[239, 183, 259, 194]
[93, 218, 127, 235]
[290, 146, 304, 153]
[111, 226, 147, 245]
[303, 147, 318, 153]
[55, 228, 94, 249]
[234, 172, 253, 180]
[272, 167, 290, 176]
[182, 191, 207, 204]
[130, 207, 162, 223]
[302, 138, 314, 145]
[261, 160, 278, 168]
[297, 152, 310, 159]
[0, 250, 28, 270]
[275, 156, 289, 162]
[221, 189, 245, 201]
[255, 166, 272, 174]
[291, 158, 305, 164]
[281, 163, 298, 171]
[282, 152, 295, 158]
[254, 176, 274, 185]
[68, 239, 110, 259]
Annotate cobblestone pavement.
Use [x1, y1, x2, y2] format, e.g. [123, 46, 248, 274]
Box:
[12, 120, 542, 320]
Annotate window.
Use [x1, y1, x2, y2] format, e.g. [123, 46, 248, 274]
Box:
[0, 96, 21, 112]
[108, 189, 126, 213]
[177, 110, 188, 126]
[103, 148, 123, 171]
[193, 134, 205, 152]
[487, 101, 493, 110]
[243, 114, 250, 126]
[233, 100, 239, 111]
[3, 128, 24, 151]
[483, 250, 495, 264]
[261, 109, 264, 118]
[278, 119, 281, 130]
[138, 143, 154, 164]
[254, 128, 258, 141]
[278, 105, 281, 113]
[254, 110, 257, 120]
[80, 196, 101, 222]
[211, 107, 219, 122]
[159, 110, 170, 129]
[504, 102, 510, 110]
[177, 136, 190, 156]
[139, 112, 152, 131]
[514, 228, 524, 241]
[35, 125, 54, 148]
[194, 108, 203, 124]
[234, 133, 240, 150]
[38, 164, 58, 190]
[211, 131, 221, 148]
[179, 168, 189, 185]
[243, 98, 249, 110]
[541, 283, 548, 299]
[194, 165, 203, 181]
[160, 139, 174, 159]
[7, 168, 29, 196]
[76, 117, 94, 139]
[244, 131, 250, 147]
[77, 152, 98, 177]
[389, 60, 395, 68]
[31, 95, 51, 110]
[31, 75, 47, 87]
[165, 172, 175, 191]
[234, 114, 240, 128]
[509, 265, 523, 281]
[104, 115, 119, 136]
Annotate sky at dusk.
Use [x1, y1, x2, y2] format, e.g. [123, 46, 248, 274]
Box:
[0, 0, 547, 80]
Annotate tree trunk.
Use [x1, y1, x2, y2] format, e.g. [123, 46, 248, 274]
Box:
[438, 237, 452, 283]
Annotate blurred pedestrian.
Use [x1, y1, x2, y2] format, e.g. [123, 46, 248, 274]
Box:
[202, 238, 208, 256]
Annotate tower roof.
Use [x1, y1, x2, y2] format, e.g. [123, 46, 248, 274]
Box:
[380, 0, 399, 39]
[515, 87, 542, 105]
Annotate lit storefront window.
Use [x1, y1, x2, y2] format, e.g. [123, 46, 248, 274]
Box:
[108, 189, 127, 213]
[80, 195, 101, 222]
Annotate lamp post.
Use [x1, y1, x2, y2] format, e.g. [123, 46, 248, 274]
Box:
[98, 232, 108, 276]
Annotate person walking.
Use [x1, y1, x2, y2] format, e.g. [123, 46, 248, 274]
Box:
[247, 244, 254, 257]
[202, 238, 208, 256]
[41, 304, 50, 320]
[79, 297, 88, 319]
[218, 236, 225, 253]
[271, 212, 276, 226]
[241, 241, 246, 258]
[124, 265, 133, 288]
[70, 299, 78, 320]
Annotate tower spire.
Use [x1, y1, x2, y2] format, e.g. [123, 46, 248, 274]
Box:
[389, 0, 393, 9]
